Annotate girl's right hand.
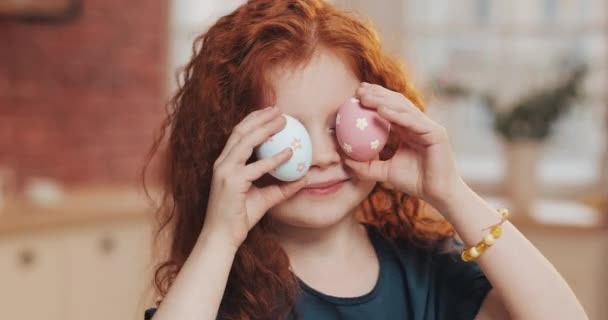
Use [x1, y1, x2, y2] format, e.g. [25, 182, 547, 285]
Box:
[202, 106, 307, 250]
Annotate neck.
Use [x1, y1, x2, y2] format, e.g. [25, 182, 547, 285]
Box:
[272, 212, 371, 268]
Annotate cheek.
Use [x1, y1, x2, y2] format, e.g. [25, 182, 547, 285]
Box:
[353, 179, 376, 204]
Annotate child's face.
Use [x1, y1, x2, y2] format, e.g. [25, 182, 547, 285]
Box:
[265, 48, 376, 229]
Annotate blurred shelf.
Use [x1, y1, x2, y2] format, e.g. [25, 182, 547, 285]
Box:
[458, 155, 600, 190]
[481, 195, 608, 232]
[456, 155, 606, 204]
[455, 154, 608, 230]
[0, 186, 161, 236]
[403, 23, 608, 35]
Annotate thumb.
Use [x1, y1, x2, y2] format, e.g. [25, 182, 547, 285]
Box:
[272, 176, 308, 205]
[344, 158, 387, 182]
[247, 176, 308, 223]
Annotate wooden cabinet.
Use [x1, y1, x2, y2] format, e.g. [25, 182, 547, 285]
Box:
[0, 219, 154, 320]
[0, 230, 67, 320]
[1, 186, 605, 319]
[65, 221, 153, 320]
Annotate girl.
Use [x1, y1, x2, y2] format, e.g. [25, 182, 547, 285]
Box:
[142, 0, 587, 319]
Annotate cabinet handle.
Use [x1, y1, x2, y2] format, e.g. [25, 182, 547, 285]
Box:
[99, 235, 116, 255]
[18, 248, 36, 269]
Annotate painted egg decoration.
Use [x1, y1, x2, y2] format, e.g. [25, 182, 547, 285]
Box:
[254, 114, 312, 182]
[336, 97, 391, 161]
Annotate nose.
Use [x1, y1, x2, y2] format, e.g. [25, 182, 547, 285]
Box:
[308, 126, 341, 169]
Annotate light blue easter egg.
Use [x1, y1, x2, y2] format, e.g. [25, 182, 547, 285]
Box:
[254, 114, 312, 181]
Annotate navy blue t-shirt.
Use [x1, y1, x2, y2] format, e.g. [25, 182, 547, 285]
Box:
[145, 223, 492, 320]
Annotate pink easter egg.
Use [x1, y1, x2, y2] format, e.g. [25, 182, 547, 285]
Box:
[336, 97, 391, 161]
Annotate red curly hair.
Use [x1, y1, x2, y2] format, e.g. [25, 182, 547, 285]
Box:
[142, 0, 455, 319]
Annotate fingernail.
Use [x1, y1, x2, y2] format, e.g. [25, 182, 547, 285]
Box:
[361, 82, 370, 87]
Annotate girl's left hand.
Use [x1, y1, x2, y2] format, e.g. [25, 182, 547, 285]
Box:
[344, 82, 464, 208]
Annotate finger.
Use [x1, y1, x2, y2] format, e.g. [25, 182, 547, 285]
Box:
[223, 114, 287, 165]
[356, 86, 387, 110]
[377, 106, 432, 136]
[378, 106, 448, 146]
[356, 82, 388, 100]
[217, 106, 278, 164]
[358, 89, 411, 115]
[246, 177, 308, 225]
[357, 83, 422, 115]
[244, 147, 293, 181]
[216, 106, 280, 165]
[344, 157, 388, 182]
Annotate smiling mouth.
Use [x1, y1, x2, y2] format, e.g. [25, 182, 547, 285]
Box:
[302, 179, 349, 195]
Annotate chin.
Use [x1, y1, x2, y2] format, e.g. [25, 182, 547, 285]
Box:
[267, 179, 375, 229]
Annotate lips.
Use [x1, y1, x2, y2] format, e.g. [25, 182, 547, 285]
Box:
[303, 179, 349, 190]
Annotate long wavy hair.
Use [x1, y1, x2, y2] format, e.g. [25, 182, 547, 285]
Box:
[142, 0, 455, 319]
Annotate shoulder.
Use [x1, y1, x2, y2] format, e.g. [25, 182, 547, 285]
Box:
[402, 234, 493, 293]
[430, 237, 490, 287]
[429, 237, 494, 319]
[381, 230, 493, 319]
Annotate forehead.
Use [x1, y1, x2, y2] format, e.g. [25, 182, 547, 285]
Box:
[268, 48, 360, 121]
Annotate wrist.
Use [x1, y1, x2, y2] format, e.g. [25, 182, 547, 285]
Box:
[427, 176, 471, 217]
[197, 227, 241, 256]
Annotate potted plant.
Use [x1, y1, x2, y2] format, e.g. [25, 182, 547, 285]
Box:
[482, 64, 587, 220]
[432, 63, 587, 221]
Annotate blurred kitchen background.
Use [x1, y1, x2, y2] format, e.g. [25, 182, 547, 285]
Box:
[0, 0, 606, 319]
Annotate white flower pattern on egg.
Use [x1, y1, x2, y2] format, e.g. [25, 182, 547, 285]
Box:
[356, 118, 368, 130]
[297, 162, 306, 172]
[291, 137, 302, 150]
[343, 142, 353, 153]
[370, 139, 379, 150]
[255, 114, 311, 181]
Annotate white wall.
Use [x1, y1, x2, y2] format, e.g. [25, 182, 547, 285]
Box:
[167, 0, 245, 92]
[336, 0, 607, 188]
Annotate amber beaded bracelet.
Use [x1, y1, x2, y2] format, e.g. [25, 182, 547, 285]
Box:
[461, 208, 509, 262]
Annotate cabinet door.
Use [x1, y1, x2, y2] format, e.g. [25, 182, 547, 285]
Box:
[65, 220, 153, 320]
[0, 231, 67, 320]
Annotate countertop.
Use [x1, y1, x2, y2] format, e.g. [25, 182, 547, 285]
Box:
[0, 186, 162, 235]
